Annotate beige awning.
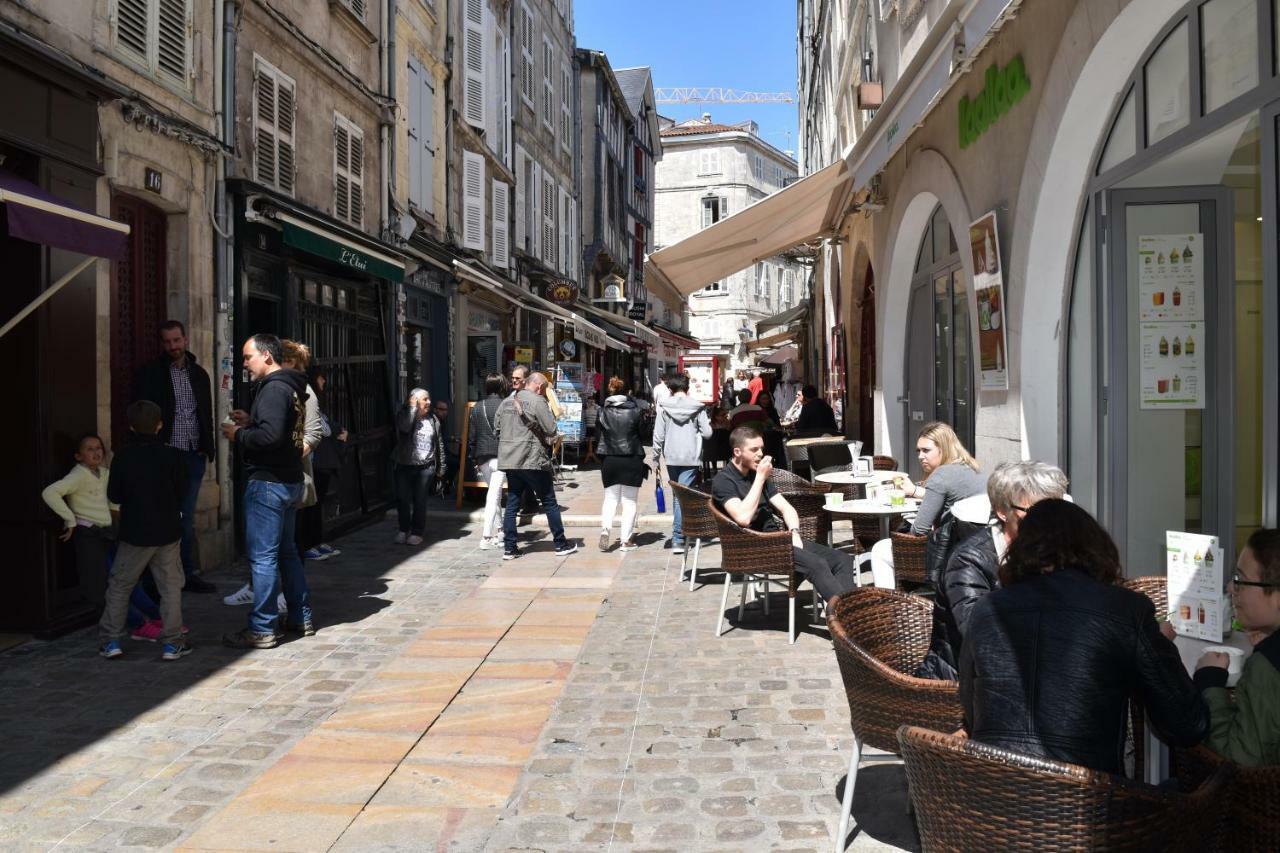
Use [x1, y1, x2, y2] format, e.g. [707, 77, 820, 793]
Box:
[644, 159, 853, 297]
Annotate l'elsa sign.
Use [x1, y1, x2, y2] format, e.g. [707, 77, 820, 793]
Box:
[958, 57, 1031, 149]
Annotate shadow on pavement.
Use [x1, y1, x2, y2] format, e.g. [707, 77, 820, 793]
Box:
[836, 762, 922, 851]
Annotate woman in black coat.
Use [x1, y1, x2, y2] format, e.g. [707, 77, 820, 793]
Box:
[959, 499, 1208, 773]
[596, 376, 648, 552]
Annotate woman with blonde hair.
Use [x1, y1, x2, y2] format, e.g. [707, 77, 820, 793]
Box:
[867, 421, 986, 588]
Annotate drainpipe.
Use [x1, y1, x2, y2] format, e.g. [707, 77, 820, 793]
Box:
[379, 0, 392, 241]
[213, 0, 238, 536]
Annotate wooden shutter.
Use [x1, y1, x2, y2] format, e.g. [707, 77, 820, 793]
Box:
[520, 5, 534, 104]
[463, 0, 486, 129]
[116, 0, 148, 57]
[542, 39, 554, 130]
[560, 62, 572, 149]
[333, 115, 363, 226]
[275, 74, 296, 194]
[530, 160, 542, 260]
[492, 181, 509, 269]
[253, 63, 277, 188]
[541, 176, 556, 265]
[514, 148, 526, 253]
[407, 59, 423, 211]
[156, 0, 189, 79]
[462, 150, 485, 250]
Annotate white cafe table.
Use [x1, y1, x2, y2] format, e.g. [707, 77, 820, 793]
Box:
[1142, 630, 1253, 785]
[813, 470, 907, 487]
[823, 497, 918, 540]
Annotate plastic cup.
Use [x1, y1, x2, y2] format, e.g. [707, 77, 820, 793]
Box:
[1204, 645, 1245, 688]
[824, 492, 843, 508]
[890, 489, 906, 508]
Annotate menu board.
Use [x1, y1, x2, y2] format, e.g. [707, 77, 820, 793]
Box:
[682, 358, 719, 405]
[1138, 234, 1206, 410]
[1139, 321, 1205, 408]
[1139, 234, 1203, 322]
[1166, 530, 1227, 642]
[969, 211, 1010, 391]
[554, 362, 583, 442]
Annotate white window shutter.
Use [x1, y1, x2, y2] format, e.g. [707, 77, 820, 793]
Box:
[407, 59, 423, 211]
[542, 176, 556, 266]
[156, 0, 189, 80]
[117, 0, 148, 57]
[530, 160, 542, 261]
[253, 63, 277, 188]
[721, 195, 729, 217]
[276, 75, 295, 194]
[514, 148, 527, 253]
[520, 5, 535, 105]
[542, 39, 555, 131]
[333, 116, 362, 226]
[492, 181, 509, 269]
[422, 74, 436, 215]
[463, 0, 486, 129]
[560, 62, 571, 148]
[462, 151, 485, 250]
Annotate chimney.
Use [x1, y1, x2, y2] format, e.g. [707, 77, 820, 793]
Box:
[702, 112, 711, 123]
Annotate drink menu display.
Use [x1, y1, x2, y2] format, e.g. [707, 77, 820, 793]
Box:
[1138, 234, 1205, 410]
[969, 211, 1010, 391]
[1166, 530, 1227, 642]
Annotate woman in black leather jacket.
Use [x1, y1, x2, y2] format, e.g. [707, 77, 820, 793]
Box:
[959, 499, 1208, 773]
[596, 377, 649, 552]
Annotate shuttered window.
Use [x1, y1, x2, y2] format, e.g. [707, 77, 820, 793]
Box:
[519, 4, 535, 106]
[541, 175, 557, 265]
[115, 0, 191, 85]
[542, 38, 555, 132]
[560, 62, 572, 152]
[463, 0, 486, 128]
[514, 147, 528, 253]
[333, 113, 364, 227]
[462, 151, 486, 251]
[559, 187, 575, 278]
[407, 58, 436, 215]
[530, 159, 542, 260]
[492, 181, 510, 269]
[253, 56, 296, 195]
[698, 149, 721, 176]
[338, 0, 365, 19]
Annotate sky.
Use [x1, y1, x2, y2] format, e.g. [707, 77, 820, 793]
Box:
[574, 0, 800, 159]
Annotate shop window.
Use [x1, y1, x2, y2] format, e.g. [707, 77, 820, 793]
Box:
[114, 0, 192, 86]
[1144, 20, 1191, 144]
[1097, 87, 1137, 175]
[1201, 0, 1259, 114]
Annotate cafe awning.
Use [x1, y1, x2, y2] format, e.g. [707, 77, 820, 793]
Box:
[746, 329, 797, 351]
[578, 302, 659, 351]
[0, 170, 131, 342]
[756, 299, 809, 334]
[453, 259, 613, 350]
[272, 210, 406, 282]
[644, 159, 853, 297]
[760, 345, 799, 365]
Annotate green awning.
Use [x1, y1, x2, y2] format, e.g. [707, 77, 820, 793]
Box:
[278, 213, 405, 282]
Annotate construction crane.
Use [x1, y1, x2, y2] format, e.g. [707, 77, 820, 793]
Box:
[654, 88, 795, 104]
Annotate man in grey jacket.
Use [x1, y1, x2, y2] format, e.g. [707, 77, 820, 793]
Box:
[653, 373, 711, 554]
[496, 372, 577, 560]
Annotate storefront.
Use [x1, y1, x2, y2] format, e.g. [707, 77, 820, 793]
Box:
[232, 184, 407, 535]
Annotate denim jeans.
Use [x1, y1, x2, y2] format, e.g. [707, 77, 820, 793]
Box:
[666, 465, 700, 545]
[394, 464, 436, 535]
[243, 479, 308, 634]
[503, 469, 567, 553]
[179, 451, 207, 576]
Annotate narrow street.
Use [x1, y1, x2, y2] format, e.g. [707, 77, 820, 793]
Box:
[0, 472, 916, 852]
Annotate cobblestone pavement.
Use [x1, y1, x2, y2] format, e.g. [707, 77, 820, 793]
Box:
[0, 469, 917, 852]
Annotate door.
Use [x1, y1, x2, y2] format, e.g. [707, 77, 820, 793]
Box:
[904, 276, 934, 480]
[1104, 187, 1233, 572]
[110, 194, 167, 447]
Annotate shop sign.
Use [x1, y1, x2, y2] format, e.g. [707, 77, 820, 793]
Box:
[626, 301, 647, 321]
[573, 321, 607, 351]
[279, 220, 405, 282]
[958, 57, 1031, 150]
[546, 279, 579, 306]
[468, 309, 503, 333]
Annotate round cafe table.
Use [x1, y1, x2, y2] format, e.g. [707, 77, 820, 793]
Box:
[813, 470, 908, 487]
[823, 497, 919, 540]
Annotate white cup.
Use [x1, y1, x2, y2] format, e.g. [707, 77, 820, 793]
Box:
[1204, 645, 1245, 688]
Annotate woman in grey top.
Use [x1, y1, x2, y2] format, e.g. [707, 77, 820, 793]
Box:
[868, 422, 986, 588]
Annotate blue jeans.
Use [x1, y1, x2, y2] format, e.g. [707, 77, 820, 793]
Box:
[244, 479, 309, 634]
[503, 470, 567, 553]
[179, 451, 207, 576]
[667, 465, 700, 545]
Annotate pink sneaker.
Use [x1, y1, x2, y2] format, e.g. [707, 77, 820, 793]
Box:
[130, 619, 190, 641]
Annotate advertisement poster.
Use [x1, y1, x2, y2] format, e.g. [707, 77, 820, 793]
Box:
[969, 211, 1009, 390]
[553, 363, 584, 443]
[1166, 531, 1227, 642]
[555, 362, 584, 395]
[1139, 234, 1203, 322]
[1139, 321, 1205, 408]
[681, 358, 718, 405]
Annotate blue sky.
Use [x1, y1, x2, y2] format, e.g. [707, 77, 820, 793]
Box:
[574, 0, 800, 159]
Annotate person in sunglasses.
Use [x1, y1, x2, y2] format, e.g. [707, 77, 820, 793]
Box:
[1195, 528, 1280, 766]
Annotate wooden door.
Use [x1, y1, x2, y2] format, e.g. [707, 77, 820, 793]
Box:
[110, 194, 167, 448]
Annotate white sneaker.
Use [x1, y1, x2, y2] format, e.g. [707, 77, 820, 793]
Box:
[407, 534, 423, 546]
[478, 537, 492, 550]
[277, 593, 288, 613]
[393, 532, 407, 544]
[223, 584, 253, 606]
[619, 539, 638, 552]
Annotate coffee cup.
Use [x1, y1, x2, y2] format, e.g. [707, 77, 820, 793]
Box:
[823, 492, 843, 508]
[1204, 645, 1245, 688]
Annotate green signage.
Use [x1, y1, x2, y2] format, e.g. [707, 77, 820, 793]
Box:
[958, 57, 1031, 150]
[280, 220, 404, 282]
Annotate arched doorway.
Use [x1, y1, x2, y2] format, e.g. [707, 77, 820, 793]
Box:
[904, 204, 974, 478]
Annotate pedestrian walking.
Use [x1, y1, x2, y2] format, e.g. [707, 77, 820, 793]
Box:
[596, 377, 648, 552]
[130, 320, 216, 593]
[497, 371, 577, 560]
[392, 387, 444, 546]
[98, 401, 190, 661]
[652, 373, 711, 554]
[299, 365, 346, 560]
[221, 334, 312, 649]
[469, 373, 507, 550]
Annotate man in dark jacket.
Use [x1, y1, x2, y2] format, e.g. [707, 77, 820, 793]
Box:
[98, 400, 189, 660]
[793, 385, 838, 434]
[220, 334, 311, 649]
[131, 320, 217, 592]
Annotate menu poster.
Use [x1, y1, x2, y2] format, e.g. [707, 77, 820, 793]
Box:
[1138, 234, 1203, 322]
[1139, 321, 1205, 409]
[684, 361, 717, 405]
[1166, 530, 1227, 642]
[969, 211, 1009, 390]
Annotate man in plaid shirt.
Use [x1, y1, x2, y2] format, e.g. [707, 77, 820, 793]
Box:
[132, 321, 217, 593]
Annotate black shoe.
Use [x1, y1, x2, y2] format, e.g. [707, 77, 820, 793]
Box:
[502, 549, 521, 561]
[184, 576, 217, 594]
[222, 628, 278, 649]
[284, 620, 316, 637]
[555, 542, 578, 557]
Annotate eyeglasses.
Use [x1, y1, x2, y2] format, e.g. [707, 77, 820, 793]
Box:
[1009, 504, 1030, 514]
[1232, 570, 1280, 589]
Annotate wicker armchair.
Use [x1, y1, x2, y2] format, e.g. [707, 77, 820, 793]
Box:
[898, 725, 1232, 853]
[890, 532, 929, 590]
[1175, 743, 1280, 851]
[769, 467, 827, 494]
[1121, 575, 1170, 780]
[1123, 575, 1169, 614]
[669, 482, 720, 590]
[872, 455, 898, 471]
[779, 490, 833, 547]
[709, 503, 805, 643]
[828, 588, 963, 851]
[808, 442, 853, 478]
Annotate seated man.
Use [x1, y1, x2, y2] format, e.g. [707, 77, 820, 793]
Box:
[711, 426, 857, 602]
[727, 389, 767, 432]
[916, 461, 1069, 680]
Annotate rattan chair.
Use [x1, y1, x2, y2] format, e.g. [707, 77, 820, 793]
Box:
[898, 725, 1232, 853]
[890, 532, 929, 590]
[780, 490, 834, 547]
[1121, 575, 1170, 780]
[808, 442, 854, 478]
[709, 502, 806, 643]
[669, 481, 719, 590]
[1123, 575, 1169, 614]
[828, 588, 963, 851]
[769, 467, 827, 494]
[1175, 743, 1280, 851]
[872, 455, 898, 471]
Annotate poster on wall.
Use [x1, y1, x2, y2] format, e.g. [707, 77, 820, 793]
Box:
[1166, 530, 1227, 642]
[1138, 234, 1203, 322]
[1139, 321, 1205, 408]
[969, 211, 1010, 390]
[680, 357, 719, 406]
